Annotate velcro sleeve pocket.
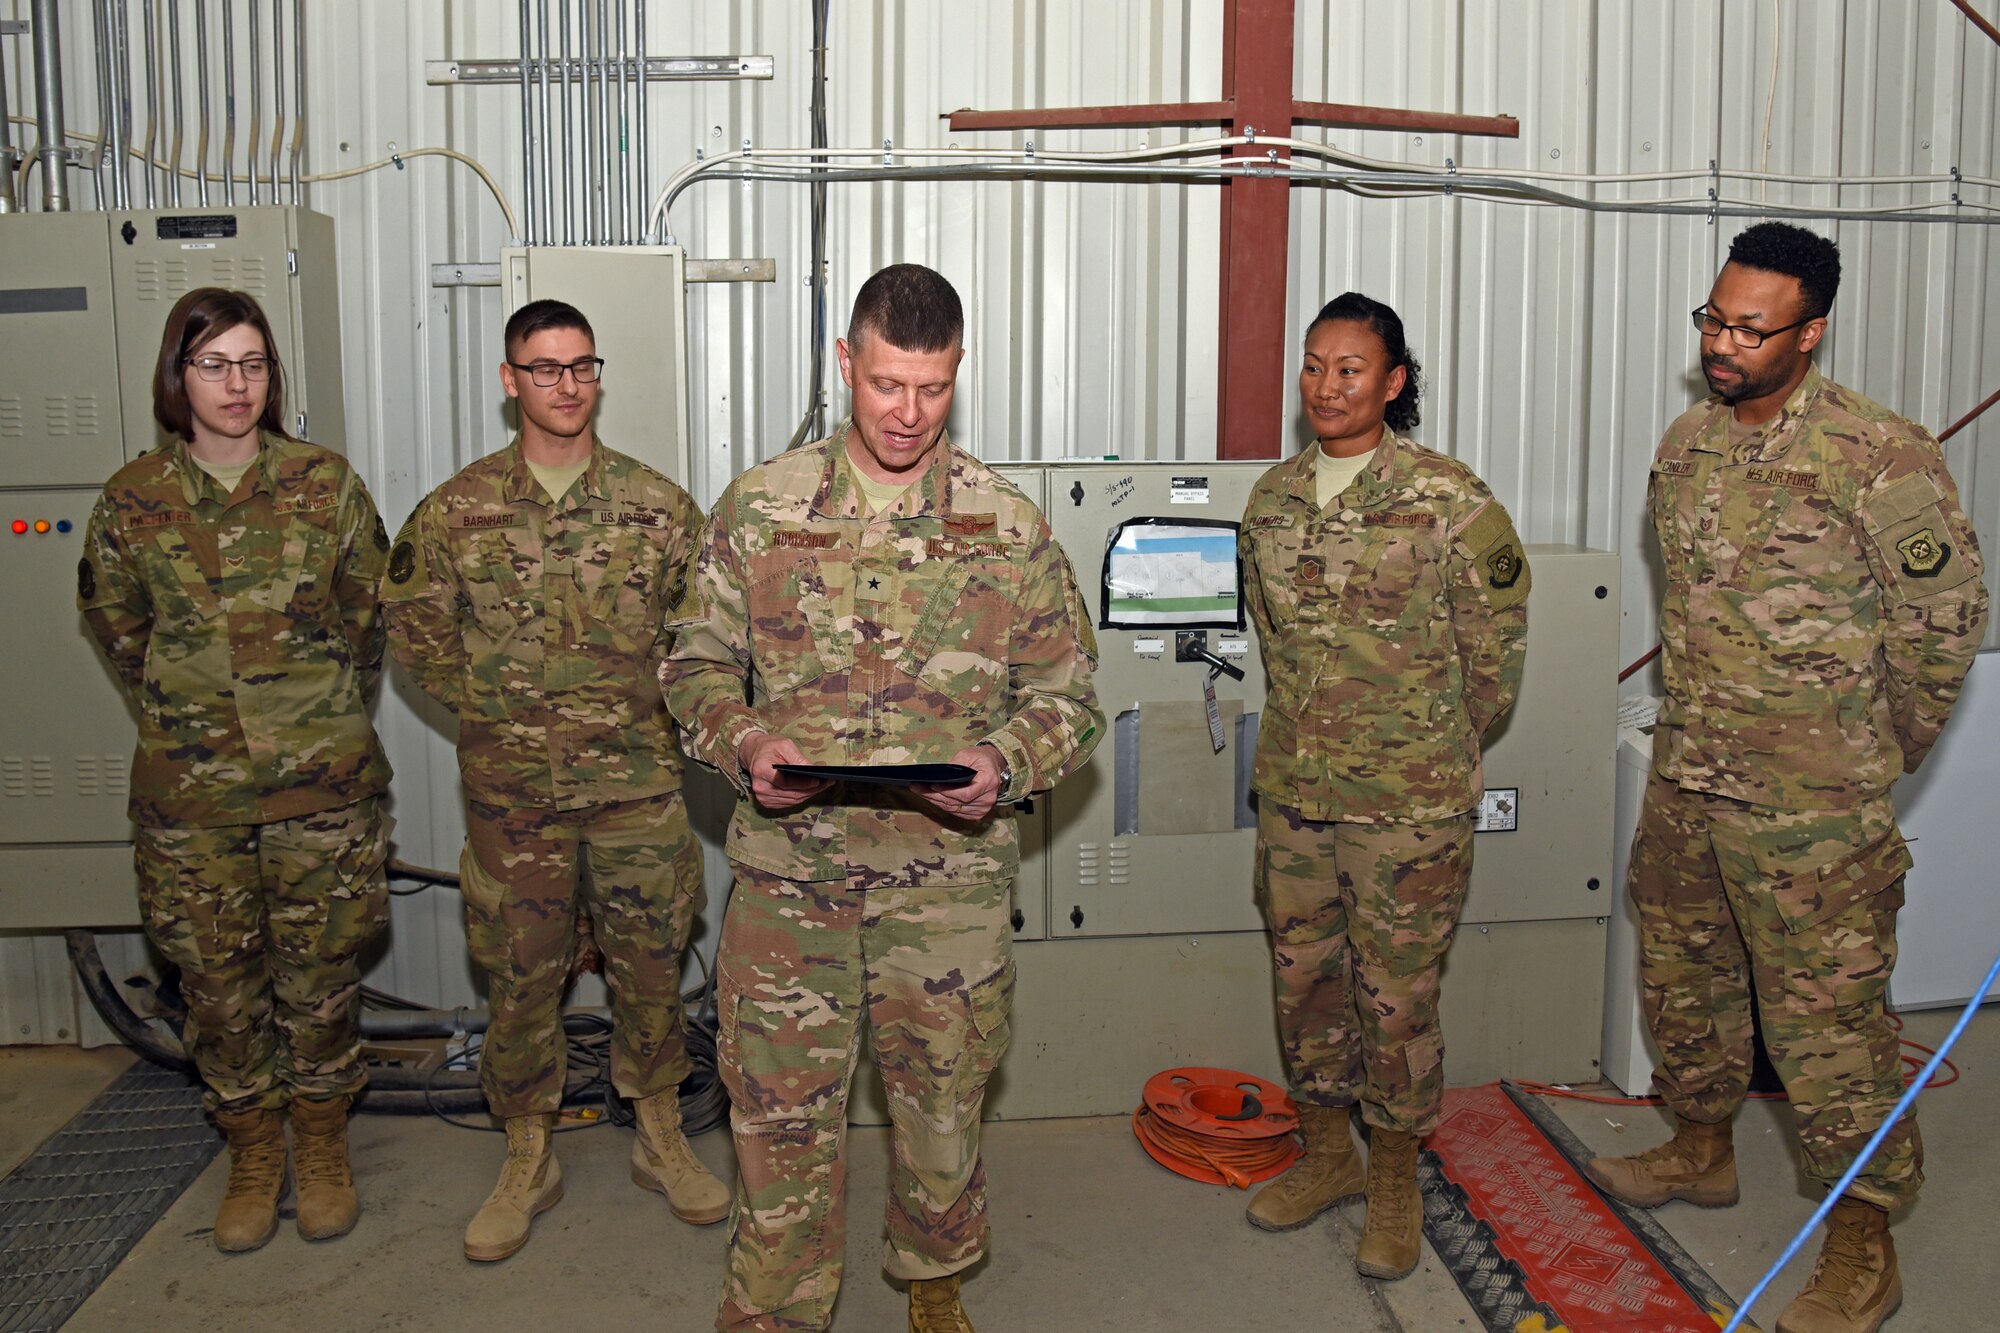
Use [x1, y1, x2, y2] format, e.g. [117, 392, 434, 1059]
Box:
[1860, 472, 1976, 602]
[1452, 501, 1531, 611]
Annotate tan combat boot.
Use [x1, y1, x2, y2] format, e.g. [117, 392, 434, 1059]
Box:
[630, 1089, 730, 1225]
[464, 1114, 564, 1262]
[1583, 1114, 1738, 1209]
[1247, 1103, 1366, 1231]
[1775, 1197, 1901, 1333]
[909, 1273, 974, 1333]
[212, 1106, 289, 1253]
[290, 1094, 359, 1241]
[1355, 1127, 1424, 1280]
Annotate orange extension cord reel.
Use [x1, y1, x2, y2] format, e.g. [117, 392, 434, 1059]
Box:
[1131, 1067, 1302, 1189]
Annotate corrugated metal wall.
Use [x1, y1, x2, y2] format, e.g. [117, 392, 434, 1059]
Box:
[4, 0, 1995, 1026]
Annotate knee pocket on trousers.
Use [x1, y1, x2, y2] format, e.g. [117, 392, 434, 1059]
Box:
[931, 960, 1015, 1115]
[308, 810, 392, 961]
[133, 831, 250, 975]
[1403, 1029, 1445, 1081]
[459, 841, 512, 975]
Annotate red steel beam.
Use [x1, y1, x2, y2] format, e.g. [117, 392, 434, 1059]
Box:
[1292, 99, 1521, 139]
[1217, 0, 1297, 460]
[946, 101, 1234, 132]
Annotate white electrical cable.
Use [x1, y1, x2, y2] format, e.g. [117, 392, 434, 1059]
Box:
[5, 117, 518, 237]
[649, 135, 1999, 242]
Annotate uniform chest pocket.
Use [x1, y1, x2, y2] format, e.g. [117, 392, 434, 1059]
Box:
[1338, 527, 1434, 631]
[581, 524, 658, 623]
[1246, 522, 1305, 619]
[138, 526, 222, 634]
[272, 514, 341, 619]
[746, 548, 832, 699]
[454, 532, 535, 633]
[898, 552, 1016, 712]
[1726, 488, 1866, 642]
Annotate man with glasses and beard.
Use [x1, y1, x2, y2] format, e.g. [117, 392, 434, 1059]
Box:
[382, 299, 729, 1262]
[1588, 223, 1986, 1333]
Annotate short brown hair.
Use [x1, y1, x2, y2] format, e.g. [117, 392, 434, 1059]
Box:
[153, 288, 289, 443]
[505, 298, 595, 358]
[846, 264, 963, 353]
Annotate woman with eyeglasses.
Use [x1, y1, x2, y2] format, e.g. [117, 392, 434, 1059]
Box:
[1236, 292, 1530, 1279]
[78, 286, 393, 1254]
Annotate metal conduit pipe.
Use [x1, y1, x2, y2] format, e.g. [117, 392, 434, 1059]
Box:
[111, 0, 133, 209]
[535, 0, 552, 243]
[634, 0, 647, 248]
[577, 0, 593, 243]
[246, 0, 259, 204]
[219, 0, 234, 205]
[164, 0, 181, 205]
[615, 0, 630, 244]
[113, 0, 134, 208]
[192, 0, 209, 205]
[516, 0, 535, 244]
[31, 0, 72, 212]
[268, 0, 284, 204]
[89, 0, 112, 208]
[559, 0, 573, 243]
[140, 0, 157, 206]
[289, 0, 303, 204]
[595, 0, 610, 243]
[0, 8, 18, 213]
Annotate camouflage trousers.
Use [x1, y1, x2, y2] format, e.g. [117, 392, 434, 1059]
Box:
[714, 869, 1014, 1332]
[133, 798, 391, 1113]
[1629, 771, 1920, 1208]
[462, 791, 706, 1117]
[1256, 802, 1475, 1135]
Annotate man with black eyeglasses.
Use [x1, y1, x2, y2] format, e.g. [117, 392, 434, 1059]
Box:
[381, 298, 730, 1261]
[1588, 223, 1985, 1333]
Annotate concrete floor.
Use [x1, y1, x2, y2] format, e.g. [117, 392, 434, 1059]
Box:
[5, 1006, 1995, 1331]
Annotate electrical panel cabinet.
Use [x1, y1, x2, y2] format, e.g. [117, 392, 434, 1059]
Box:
[502, 246, 693, 488]
[893, 460, 1623, 1121]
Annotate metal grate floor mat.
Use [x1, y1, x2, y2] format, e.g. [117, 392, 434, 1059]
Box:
[0, 1061, 219, 1333]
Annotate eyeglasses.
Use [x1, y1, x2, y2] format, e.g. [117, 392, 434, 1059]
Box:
[507, 357, 605, 387]
[185, 354, 274, 381]
[1689, 308, 1812, 349]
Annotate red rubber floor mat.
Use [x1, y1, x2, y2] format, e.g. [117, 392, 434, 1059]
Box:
[1418, 1082, 1752, 1332]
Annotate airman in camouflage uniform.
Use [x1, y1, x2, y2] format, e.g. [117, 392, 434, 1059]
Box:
[662, 265, 1102, 1333]
[79, 287, 393, 1253]
[1585, 224, 1987, 1333]
[1239, 293, 1528, 1281]
[380, 299, 727, 1262]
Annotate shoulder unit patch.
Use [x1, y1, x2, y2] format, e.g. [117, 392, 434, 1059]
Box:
[1896, 528, 1950, 579]
[387, 540, 418, 585]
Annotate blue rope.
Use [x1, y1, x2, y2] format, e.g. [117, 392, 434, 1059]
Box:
[1721, 947, 2000, 1333]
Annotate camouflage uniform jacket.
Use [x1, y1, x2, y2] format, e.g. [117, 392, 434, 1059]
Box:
[79, 433, 391, 828]
[1649, 362, 1987, 809]
[381, 438, 703, 810]
[661, 423, 1104, 887]
[1240, 429, 1530, 824]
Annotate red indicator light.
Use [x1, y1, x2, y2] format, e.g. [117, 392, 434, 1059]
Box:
[9, 520, 25, 535]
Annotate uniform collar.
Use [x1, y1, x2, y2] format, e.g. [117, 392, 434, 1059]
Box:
[1284, 427, 1406, 509]
[172, 431, 278, 506]
[501, 434, 609, 506]
[1690, 362, 1826, 461]
[810, 418, 955, 520]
